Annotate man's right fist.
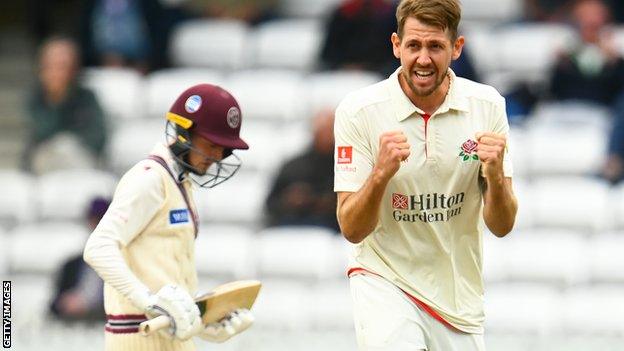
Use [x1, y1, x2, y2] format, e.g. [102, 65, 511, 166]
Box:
[146, 285, 203, 340]
[374, 130, 411, 181]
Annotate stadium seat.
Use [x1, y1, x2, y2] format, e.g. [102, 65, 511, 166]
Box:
[510, 178, 534, 230]
[251, 19, 323, 71]
[144, 68, 225, 119]
[170, 19, 250, 70]
[530, 177, 611, 232]
[562, 285, 624, 335]
[237, 121, 310, 177]
[508, 126, 528, 178]
[461, 0, 523, 24]
[501, 229, 590, 286]
[482, 231, 509, 283]
[278, 0, 343, 18]
[609, 184, 624, 230]
[225, 69, 308, 122]
[36, 169, 117, 221]
[527, 101, 612, 132]
[310, 279, 353, 330]
[252, 279, 314, 331]
[107, 119, 165, 175]
[0, 228, 6, 275]
[10, 275, 55, 326]
[588, 232, 624, 283]
[255, 226, 343, 280]
[194, 172, 270, 225]
[496, 24, 574, 84]
[0, 170, 37, 227]
[485, 283, 563, 335]
[81, 68, 144, 121]
[306, 71, 383, 113]
[8, 222, 88, 274]
[460, 25, 501, 81]
[194, 224, 255, 279]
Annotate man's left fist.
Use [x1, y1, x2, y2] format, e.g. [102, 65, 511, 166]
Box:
[475, 132, 506, 180]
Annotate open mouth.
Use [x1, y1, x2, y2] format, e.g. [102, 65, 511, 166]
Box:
[414, 70, 435, 81]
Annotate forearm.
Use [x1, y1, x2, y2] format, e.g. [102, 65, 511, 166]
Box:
[83, 231, 152, 310]
[338, 170, 389, 243]
[483, 176, 517, 237]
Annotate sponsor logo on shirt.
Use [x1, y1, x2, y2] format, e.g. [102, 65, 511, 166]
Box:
[391, 192, 465, 223]
[169, 209, 190, 225]
[337, 146, 353, 164]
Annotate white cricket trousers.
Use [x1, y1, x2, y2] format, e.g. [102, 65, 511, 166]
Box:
[349, 273, 486, 351]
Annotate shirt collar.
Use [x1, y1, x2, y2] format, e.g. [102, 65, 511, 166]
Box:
[387, 67, 470, 122]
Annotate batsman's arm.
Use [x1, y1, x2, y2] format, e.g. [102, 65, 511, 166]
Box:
[83, 165, 165, 309]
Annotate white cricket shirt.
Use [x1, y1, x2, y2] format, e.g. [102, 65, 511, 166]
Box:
[334, 67, 513, 333]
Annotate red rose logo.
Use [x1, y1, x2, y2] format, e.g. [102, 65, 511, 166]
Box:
[459, 139, 479, 161]
[461, 140, 478, 154]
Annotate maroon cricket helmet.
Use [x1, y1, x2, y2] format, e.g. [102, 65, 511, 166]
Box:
[167, 84, 249, 150]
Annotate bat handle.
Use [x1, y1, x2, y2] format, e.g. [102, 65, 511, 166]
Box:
[139, 315, 171, 336]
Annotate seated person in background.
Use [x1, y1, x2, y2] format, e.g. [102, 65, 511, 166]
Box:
[320, 0, 398, 76]
[79, 0, 165, 72]
[548, 0, 624, 106]
[265, 109, 339, 232]
[185, 0, 278, 26]
[524, 0, 571, 22]
[603, 92, 624, 184]
[23, 36, 107, 174]
[49, 197, 110, 322]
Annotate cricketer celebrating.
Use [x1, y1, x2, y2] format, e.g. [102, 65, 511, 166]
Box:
[84, 84, 253, 350]
[334, 1, 518, 350]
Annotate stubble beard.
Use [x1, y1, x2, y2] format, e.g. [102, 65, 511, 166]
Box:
[402, 68, 446, 98]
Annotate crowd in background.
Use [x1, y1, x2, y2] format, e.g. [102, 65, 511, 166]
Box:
[12, 0, 624, 323]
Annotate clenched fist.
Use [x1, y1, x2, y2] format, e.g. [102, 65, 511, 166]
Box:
[374, 130, 410, 182]
[476, 132, 506, 180]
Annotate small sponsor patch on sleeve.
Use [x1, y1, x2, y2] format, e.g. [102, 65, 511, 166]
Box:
[337, 146, 353, 164]
[169, 209, 190, 224]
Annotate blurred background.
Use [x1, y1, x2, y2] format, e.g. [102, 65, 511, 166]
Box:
[1, 0, 624, 350]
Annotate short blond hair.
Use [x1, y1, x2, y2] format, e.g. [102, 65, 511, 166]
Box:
[396, 0, 462, 41]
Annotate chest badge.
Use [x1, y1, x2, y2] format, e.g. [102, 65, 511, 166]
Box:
[169, 209, 190, 224]
[459, 139, 479, 162]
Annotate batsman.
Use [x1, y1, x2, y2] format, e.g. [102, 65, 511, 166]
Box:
[84, 84, 253, 350]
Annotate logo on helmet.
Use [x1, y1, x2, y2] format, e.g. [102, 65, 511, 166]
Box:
[185, 95, 202, 113]
[226, 107, 241, 129]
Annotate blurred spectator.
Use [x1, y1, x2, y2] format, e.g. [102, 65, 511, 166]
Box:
[186, 0, 278, 25]
[49, 197, 110, 322]
[320, 0, 398, 76]
[79, 0, 168, 72]
[524, 0, 571, 22]
[23, 36, 107, 174]
[548, 0, 624, 106]
[604, 92, 624, 184]
[265, 109, 339, 232]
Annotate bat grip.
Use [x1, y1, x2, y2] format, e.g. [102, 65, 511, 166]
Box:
[139, 315, 171, 336]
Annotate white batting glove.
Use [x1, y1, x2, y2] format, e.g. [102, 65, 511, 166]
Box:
[146, 284, 204, 340]
[200, 309, 254, 343]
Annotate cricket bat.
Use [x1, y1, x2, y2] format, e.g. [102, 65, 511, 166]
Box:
[139, 280, 262, 336]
